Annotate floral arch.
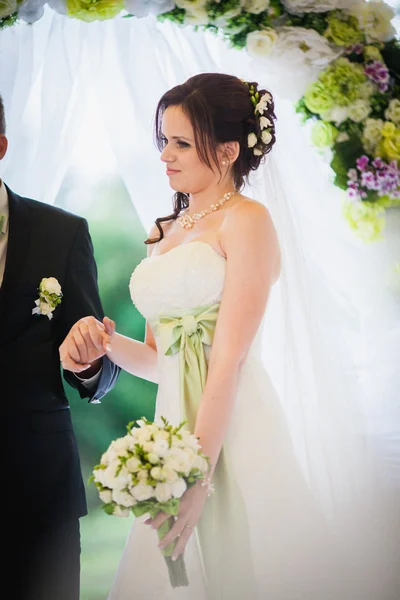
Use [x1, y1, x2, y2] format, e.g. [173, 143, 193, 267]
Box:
[1, 0, 399, 242]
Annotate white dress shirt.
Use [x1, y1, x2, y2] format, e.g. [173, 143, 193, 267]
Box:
[0, 179, 9, 287]
[0, 180, 101, 388]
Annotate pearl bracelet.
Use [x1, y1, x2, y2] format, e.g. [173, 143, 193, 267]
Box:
[201, 474, 215, 497]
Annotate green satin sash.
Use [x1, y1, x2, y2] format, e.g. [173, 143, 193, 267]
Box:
[151, 303, 220, 430]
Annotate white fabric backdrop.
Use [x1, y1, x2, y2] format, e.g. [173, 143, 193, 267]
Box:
[1, 8, 399, 570]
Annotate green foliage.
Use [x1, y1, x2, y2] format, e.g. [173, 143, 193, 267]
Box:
[0, 11, 18, 29]
[330, 135, 364, 190]
[285, 10, 329, 35]
[295, 97, 315, 124]
[157, 6, 185, 25]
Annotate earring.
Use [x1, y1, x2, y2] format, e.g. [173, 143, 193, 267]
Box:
[222, 160, 229, 166]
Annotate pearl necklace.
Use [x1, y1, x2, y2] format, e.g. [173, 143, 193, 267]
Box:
[177, 191, 236, 229]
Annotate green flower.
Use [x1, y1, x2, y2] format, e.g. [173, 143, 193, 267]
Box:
[363, 44, 384, 63]
[67, 0, 123, 21]
[319, 58, 368, 107]
[304, 82, 334, 116]
[311, 121, 338, 149]
[376, 124, 400, 161]
[325, 11, 364, 47]
[342, 199, 386, 244]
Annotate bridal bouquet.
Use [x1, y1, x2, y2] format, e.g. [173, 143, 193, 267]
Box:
[91, 417, 211, 588]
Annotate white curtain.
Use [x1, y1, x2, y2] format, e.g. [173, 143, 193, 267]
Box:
[0, 10, 89, 203]
[1, 7, 399, 567]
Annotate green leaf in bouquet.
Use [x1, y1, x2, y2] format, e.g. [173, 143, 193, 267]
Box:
[102, 503, 116, 516]
[295, 97, 316, 124]
[331, 135, 364, 190]
[381, 39, 400, 79]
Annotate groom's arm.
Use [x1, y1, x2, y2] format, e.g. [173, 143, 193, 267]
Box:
[56, 217, 120, 403]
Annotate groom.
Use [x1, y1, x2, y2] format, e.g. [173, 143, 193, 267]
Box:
[1, 95, 120, 599]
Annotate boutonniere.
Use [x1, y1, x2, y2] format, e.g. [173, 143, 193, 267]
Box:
[32, 277, 63, 320]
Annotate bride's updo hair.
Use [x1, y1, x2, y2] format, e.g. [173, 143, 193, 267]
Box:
[146, 72, 276, 244]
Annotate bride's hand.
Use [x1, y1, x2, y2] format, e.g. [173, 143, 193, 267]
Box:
[146, 481, 209, 560]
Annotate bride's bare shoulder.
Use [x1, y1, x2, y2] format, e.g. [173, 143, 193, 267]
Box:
[225, 194, 274, 228]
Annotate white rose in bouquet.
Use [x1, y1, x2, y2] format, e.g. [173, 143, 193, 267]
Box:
[92, 417, 212, 589]
[112, 489, 137, 507]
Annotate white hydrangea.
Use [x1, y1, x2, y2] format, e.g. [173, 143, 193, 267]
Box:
[321, 106, 349, 126]
[348, 99, 372, 123]
[348, 0, 396, 43]
[385, 99, 400, 126]
[243, 0, 269, 15]
[362, 118, 384, 153]
[249, 26, 340, 101]
[282, 0, 357, 14]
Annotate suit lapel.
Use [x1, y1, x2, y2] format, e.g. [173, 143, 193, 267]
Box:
[0, 186, 31, 318]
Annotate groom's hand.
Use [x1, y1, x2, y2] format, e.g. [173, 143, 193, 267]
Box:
[59, 316, 111, 376]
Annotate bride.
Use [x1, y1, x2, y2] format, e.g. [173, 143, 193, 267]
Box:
[61, 73, 399, 599]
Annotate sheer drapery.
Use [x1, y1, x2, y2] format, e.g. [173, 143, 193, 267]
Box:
[1, 7, 399, 563]
[0, 10, 88, 203]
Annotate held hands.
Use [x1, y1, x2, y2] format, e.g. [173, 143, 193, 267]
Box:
[59, 316, 115, 374]
[144, 481, 209, 561]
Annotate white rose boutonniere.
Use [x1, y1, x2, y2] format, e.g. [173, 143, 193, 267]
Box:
[32, 277, 63, 320]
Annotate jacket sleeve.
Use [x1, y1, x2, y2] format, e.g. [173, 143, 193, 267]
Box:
[57, 217, 120, 402]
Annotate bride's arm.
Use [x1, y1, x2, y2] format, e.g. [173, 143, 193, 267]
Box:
[194, 199, 280, 474]
[105, 323, 158, 383]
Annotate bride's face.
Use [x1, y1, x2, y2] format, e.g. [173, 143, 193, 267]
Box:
[160, 105, 221, 194]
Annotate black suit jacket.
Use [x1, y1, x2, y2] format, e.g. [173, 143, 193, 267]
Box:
[2, 186, 120, 525]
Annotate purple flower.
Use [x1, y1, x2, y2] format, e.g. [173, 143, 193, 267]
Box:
[364, 61, 390, 93]
[372, 157, 385, 169]
[356, 155, 369, 171]
[346, 155, 400, 202]
[347, 168, 358, 182]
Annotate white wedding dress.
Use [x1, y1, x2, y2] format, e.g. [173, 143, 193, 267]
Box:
[108, 241, 396, 600]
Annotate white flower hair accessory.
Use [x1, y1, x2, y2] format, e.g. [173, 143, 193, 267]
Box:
[32, 277, 63, 320]
[243, 81, 274, 156]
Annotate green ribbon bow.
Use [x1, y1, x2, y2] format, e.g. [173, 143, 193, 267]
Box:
[152, 303, 220, 430]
